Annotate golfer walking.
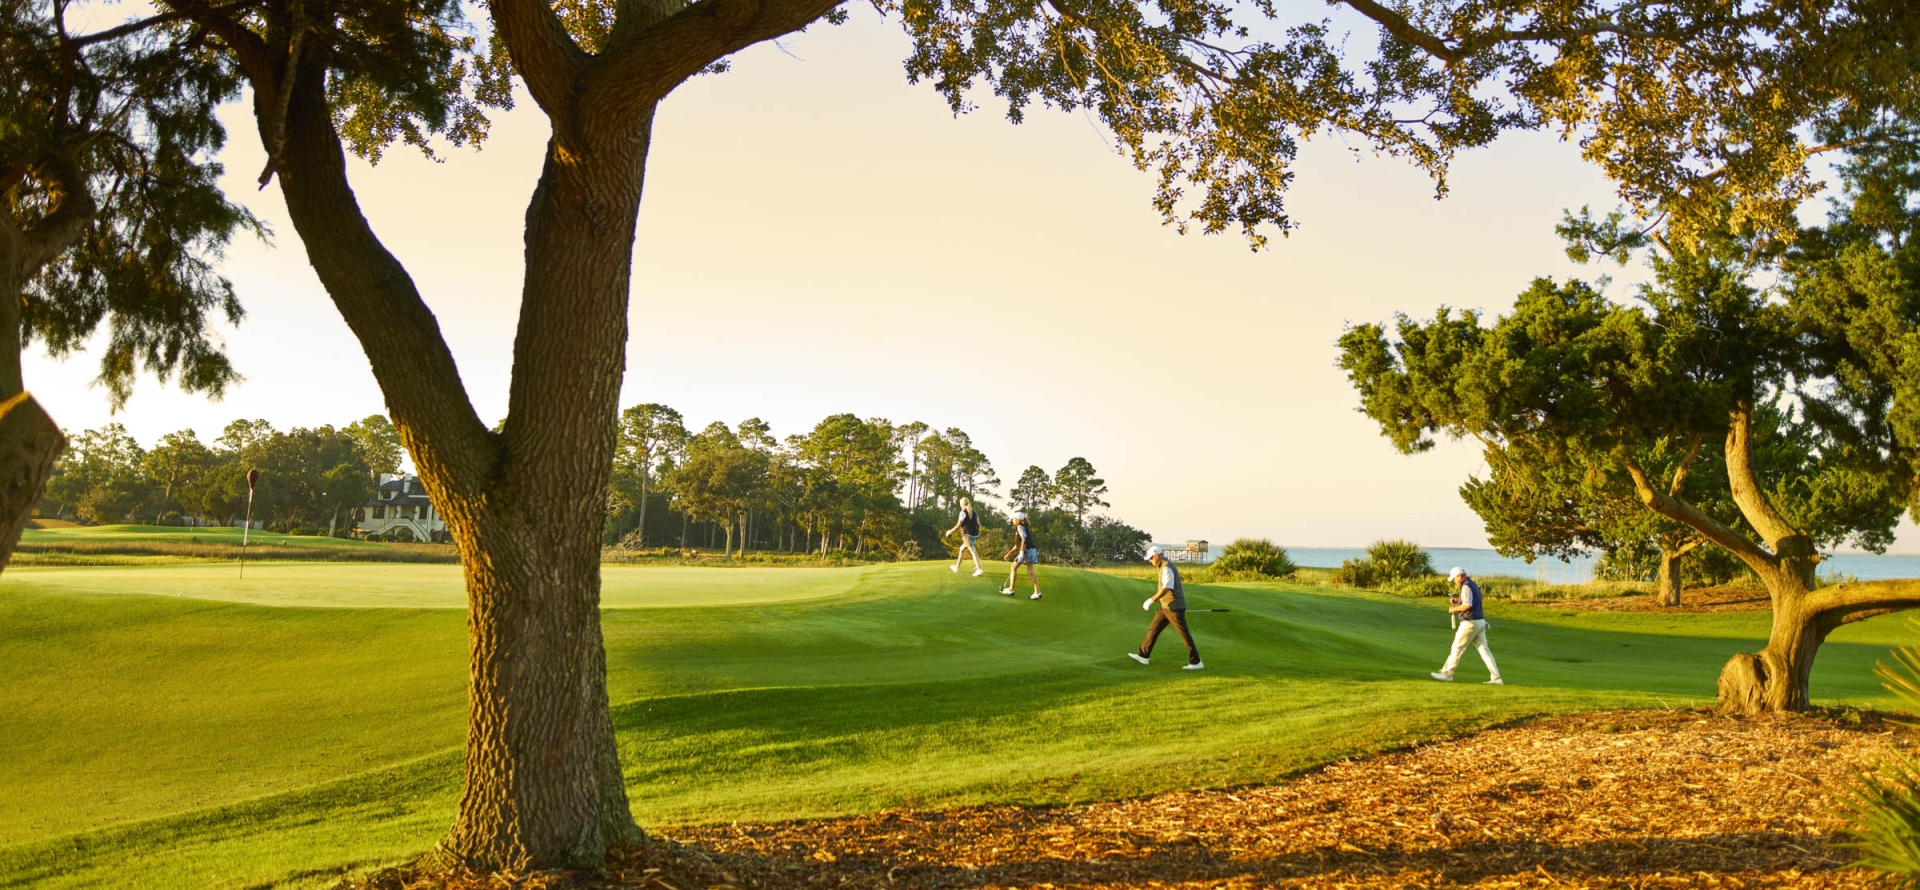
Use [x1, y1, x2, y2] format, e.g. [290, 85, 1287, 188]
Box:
[944, 498, 984, 576]
[1432, 566, 1503, 684]
[1129, 545, 1203, 670]
[1000, 512, 1042, 600]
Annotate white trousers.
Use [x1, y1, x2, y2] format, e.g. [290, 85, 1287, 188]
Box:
[1442, 618, 1500, 679]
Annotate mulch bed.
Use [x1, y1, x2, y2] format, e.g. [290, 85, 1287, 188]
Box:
[349, 709, 1914, 889]
[1538, 587, 1773, 613]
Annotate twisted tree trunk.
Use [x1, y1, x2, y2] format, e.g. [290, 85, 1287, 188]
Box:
[1718, 578, 1920, 715]
[1625, 406, 1920, 715]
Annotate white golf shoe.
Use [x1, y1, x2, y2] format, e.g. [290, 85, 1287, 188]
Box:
[1128, 653, 1150, 665]
[949, 564, 958, 573]
[1183, 662, 1205, 671]
[971, 568, 984, 577]
[1029, 591, 1042, 600]
[1430, 672, 1454, 682]
[1000, 587, 1015, 595]
[1486, 678, 1505, 685]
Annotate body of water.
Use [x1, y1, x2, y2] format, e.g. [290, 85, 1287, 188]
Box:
[1158, 544, 1920, 583]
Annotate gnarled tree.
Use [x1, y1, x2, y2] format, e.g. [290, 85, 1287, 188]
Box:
[1339, 171, 1919, 714]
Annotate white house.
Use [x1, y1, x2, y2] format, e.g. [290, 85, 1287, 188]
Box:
[354, 474, 447, 542]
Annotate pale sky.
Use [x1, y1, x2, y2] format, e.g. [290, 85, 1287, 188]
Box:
[27, 5, 1920, 553]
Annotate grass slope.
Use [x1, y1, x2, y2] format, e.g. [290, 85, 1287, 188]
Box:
[0, 563, 1911, 888]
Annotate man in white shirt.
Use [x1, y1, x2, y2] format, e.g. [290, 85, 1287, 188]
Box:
[1129, 545, 1203, 670]
[1432, 566, 1503, 685]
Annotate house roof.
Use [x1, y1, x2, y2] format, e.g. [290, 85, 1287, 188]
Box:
[363, 476, 436, 508]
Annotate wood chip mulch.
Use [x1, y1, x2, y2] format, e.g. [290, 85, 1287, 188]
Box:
[346, 710, 1911, 890]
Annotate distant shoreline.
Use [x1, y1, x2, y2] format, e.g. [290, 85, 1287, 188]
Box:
[1156, 543, 1920, 582]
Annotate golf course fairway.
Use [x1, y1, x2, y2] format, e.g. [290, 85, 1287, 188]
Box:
[0, 561, 1910, 888]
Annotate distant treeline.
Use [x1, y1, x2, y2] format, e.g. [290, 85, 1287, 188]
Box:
[608, 405, 1153, 564]
[37, 417, 402, 534]
[36, 408, 1153, 563]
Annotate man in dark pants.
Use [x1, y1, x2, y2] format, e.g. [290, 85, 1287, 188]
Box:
[1129, 545, 1203, 670]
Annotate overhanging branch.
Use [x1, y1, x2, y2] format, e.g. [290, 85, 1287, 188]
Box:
[1624, 456, 1779, 577]
[1334, 0, 1462, 65]
[584, 0, 845, 123]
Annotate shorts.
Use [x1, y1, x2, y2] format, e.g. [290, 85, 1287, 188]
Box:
[1016, 548, 1039, 565]
[962, 533, 979, 547]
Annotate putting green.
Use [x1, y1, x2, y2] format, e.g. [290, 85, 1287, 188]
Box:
[22, 524, 388, 548]
[0, 561, 1912, 889]
[0, 563, 874, 609]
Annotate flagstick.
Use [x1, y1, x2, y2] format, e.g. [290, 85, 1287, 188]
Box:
[240, 487, 254, 579]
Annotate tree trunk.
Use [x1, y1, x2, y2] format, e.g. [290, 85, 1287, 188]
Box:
[0, 242, 71, 575]
[1716, 584, 1833, 715]
[247, 61, 652, 869]
[0, 393, 65, 568]
[636, 474, 649, 545]
[1657, 549, 1683, 607]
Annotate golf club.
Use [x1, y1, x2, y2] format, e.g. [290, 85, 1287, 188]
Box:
[1187, 608, 1232, 613]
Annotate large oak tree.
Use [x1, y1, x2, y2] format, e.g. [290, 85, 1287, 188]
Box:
[61, 0, 1920, 872]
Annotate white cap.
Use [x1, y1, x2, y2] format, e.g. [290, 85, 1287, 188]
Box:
[1145, 545, 1163, 562]
[1447, 566, 1465, 580]
[1011, 511, 1026, 521]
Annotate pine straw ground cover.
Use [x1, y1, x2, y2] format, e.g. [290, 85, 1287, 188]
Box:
[348, 709, 1914, 890]
[1537, 588, 1773, 614]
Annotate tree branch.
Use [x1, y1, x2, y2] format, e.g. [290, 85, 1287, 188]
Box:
[1669, 433, 1701, 497]
[1724, 403, 1803, 549]
[163, 0, 276, 84]
[1334, 0, 1462, 65]
[70, 0, 263, 48]
[15, 155, 95, 275]
[265, 57, 498, 496]
[1809, 579, 1920, 625]
[483, 0, 586, 119]
[1624, 455, 1779, 577]
[584, 0, 845, 122]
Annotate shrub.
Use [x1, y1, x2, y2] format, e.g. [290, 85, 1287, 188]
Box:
[1211, 538, 1297, 579]
[1331, 558, 1375, 588]
[1838, 644, 1920, 880]
[1085, 516, 1152, 563]
[1365, 539, 1434, 583]
[1382, 575, 1455, 597]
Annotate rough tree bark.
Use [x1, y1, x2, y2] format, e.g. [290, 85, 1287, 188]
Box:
[1628, 405, 1920, 714]
[174, 0, 844, 869]
[0, 160, 89, 575]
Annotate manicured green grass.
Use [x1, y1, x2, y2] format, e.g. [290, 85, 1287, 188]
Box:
[0, 562, 1912, 888]
[21, 524, 387, 548]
